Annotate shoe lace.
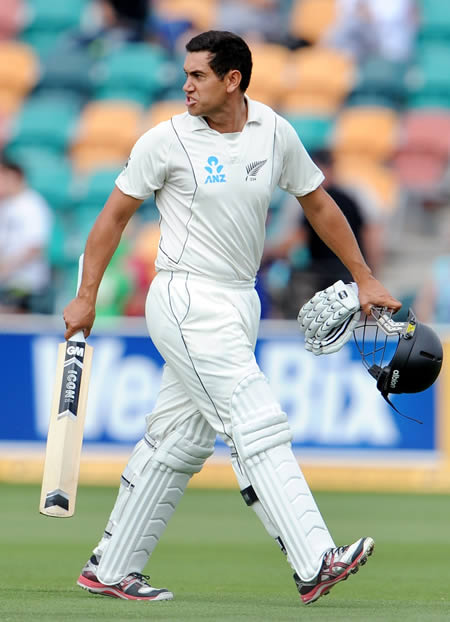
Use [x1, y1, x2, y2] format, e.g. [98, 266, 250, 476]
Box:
[129, 572, 151, 584]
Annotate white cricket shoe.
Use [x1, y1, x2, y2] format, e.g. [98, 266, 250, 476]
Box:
[294, 536, 375, 605]
[77, 555, 173, 601]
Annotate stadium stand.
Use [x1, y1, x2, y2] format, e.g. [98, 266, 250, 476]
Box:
[0, 0, 25, 41]
[20, 0, 90, 58]
[92, 42, 173, 106]
[1, 0, 450, 315]
[145, 99, 186, 129]
[289, 0, 337, 45]
[246, 43, 291, 109]
[0, 40, 39, 115]
[70, 100, 142, 172]
[284, 46, 355, 114]
[332, 105, 398, 163]
[157, 0, 217, 32]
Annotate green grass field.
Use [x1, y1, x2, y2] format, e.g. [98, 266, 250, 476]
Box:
[1, 484, 450, 621]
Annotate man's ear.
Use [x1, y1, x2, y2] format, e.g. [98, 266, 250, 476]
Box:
[226, 69, 242, 93]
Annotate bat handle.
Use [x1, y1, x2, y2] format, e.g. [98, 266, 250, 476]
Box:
[70, 253, 87, 343]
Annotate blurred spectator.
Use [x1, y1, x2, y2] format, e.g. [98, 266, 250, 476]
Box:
[215, 0, 287, 44]
[0, 156, 53, 313]
[52, 0, 151, 63]
[79, 0, 150, 47]
[263, 148, 384, 316]
[414, 225, 450, 324]
[95, 238, 135, 316]
[324, 0, 417, 63]
[124, 221, 160, 316]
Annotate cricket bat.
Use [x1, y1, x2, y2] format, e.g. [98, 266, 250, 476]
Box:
[39, 254, 93, 517]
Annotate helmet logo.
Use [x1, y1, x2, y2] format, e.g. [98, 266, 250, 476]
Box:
[390, 369, 400, 389]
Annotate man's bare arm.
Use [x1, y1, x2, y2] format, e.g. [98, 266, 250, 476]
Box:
[297, 186, 401, 315]
[64, 186, 142, 339]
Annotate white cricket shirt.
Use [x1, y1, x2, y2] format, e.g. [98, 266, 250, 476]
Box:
[116, 97, 324, 283]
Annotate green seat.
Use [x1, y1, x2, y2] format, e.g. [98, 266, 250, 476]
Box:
[347, 57, 407, 109]
[94, 43, 173, 106]
[71, 167, 121, 242]
[25, 158, 74, 212]
[285, 115, 333, 152]
[406, 44, 450, 108]
[75, 167, 121, 205]
[22, 0, 89, 31]
[19, 30, 65, 59]
[20, 0, 90, 59]
[7, 94, 80, 155]
[417, 0, 450, 41]
[39, 47, 95, 97]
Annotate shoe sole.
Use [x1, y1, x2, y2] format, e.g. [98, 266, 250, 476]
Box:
[77, 575, 174, 601]
[302, 536, 375, 605]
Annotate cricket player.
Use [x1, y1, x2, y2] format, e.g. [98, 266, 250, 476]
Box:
[65, 30, 401, 604]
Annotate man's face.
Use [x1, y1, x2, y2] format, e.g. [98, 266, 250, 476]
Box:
[183, 51, 229, 117]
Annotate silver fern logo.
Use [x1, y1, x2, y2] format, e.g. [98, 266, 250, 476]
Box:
[245, 159, 267, 181]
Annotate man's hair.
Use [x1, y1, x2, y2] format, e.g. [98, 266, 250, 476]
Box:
[186, 30, 252, 92]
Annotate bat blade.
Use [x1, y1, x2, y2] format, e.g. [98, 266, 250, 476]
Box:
[39, 338, 93, 517]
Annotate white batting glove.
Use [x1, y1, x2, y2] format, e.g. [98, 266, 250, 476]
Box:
[297, 280, 361, 355]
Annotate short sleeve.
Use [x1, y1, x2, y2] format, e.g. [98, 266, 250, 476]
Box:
[115, 122, 172, 200]
[276, 115, 324, 196]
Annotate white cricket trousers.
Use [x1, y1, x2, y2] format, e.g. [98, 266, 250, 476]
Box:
[144, 270, 334, 581]
[145, 270, 261, 441]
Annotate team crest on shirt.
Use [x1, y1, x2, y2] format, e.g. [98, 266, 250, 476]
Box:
[245, 159, 267, 181]
[204, 156, 226, 184]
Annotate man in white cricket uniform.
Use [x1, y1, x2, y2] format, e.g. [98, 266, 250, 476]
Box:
[67, 31, 401, 605]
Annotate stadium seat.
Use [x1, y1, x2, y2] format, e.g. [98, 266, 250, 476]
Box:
[392, 109, 450, 192]
[283, 114, 334, 152]
[25, 157, 74, 212]
[94, 43, 173, 106]
[38, 46, 95, 99]
[332, 106, 398, 163]
[286, 47, 355, 113]
[0, 0, 24, 40]
[0, 41, 39, 114]
[246, 43, 291, 109]
[71, 167, 122, 243]
[20, 0, 89, 55]
[145, 99, 186, 129]
[6, 94, 80, 156]
[398, 110, 450, 159]
[75, 167, 121, 207]
[347, 56, 408, 109]
[417, 0, 450, 42]
[406, 44, 450, 109]
[334, 159, 400, 213]
[22, 0, 89, 31]
[71, 100, 142, 172]
[289, 0, 337, 44]
[70, 145, 129, 173]
[157, 0, 217, 31]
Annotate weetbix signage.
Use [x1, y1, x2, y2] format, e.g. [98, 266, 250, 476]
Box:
[0, 321, 439, 455]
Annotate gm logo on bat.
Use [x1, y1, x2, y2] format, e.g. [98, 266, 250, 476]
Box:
[67, 344, 85, 358]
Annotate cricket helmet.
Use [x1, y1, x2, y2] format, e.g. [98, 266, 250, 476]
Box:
[354, 308, 443, 419]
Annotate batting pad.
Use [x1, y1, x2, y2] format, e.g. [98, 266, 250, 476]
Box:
[96, 427, 213, 585]
[231, 452, 279, 540]
[231, 373, 335, 581]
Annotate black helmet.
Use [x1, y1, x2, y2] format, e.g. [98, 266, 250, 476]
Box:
[355, 308, 443, 421]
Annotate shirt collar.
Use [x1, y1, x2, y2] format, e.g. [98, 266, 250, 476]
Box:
[186, 96, 263, 132]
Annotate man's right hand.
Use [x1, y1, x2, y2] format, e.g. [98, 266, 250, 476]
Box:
[63, 295, 96, 340]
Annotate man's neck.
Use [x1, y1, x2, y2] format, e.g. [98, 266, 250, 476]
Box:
[204, 97, 248, 134]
